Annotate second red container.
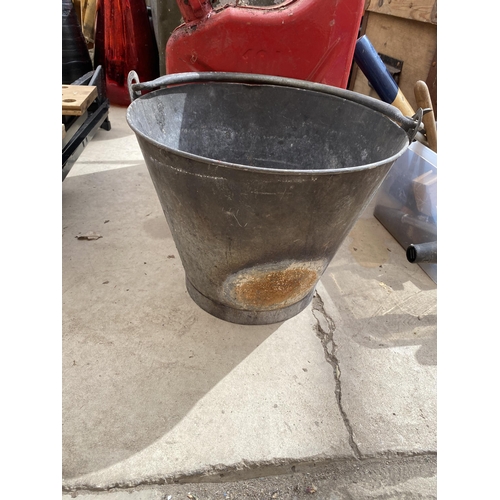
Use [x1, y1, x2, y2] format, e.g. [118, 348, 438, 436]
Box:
[94, 0, 159, 106]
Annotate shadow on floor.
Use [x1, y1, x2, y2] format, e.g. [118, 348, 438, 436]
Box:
[62, 166, 281, 479]
[321, 214, 437, 367]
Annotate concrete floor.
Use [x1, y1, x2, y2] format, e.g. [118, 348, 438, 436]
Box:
[62, 105, 437, 498]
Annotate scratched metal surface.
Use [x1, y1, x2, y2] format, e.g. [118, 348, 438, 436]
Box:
[128, 82, 408, 323]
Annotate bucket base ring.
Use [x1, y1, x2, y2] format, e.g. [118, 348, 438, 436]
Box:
[185, 277, 315, 325]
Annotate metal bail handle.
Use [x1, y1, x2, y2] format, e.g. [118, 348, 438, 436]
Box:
[127, 71, 422, 142]
[128, 70, 142, 103]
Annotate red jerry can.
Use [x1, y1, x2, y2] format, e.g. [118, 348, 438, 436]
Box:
[165, 0, 365, 88]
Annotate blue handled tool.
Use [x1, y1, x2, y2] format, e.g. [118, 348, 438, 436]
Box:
[354, 35, 415, 117]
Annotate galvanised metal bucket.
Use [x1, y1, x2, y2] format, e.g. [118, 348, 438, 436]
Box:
[127, 72, 422, 325]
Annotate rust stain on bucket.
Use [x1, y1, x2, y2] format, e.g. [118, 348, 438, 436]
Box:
[223, 260, 325, 310]
[235, 268, 318, 308]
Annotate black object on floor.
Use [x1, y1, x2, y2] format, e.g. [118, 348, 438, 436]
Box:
[62, 65, 111, 181]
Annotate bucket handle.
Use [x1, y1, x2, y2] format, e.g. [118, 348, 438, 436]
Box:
[128, 71, 422, 143]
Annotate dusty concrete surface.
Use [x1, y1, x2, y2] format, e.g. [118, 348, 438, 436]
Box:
[62, 106, 436, 497]
[319, 215, 437, 458]
[63, 455, 436, 499]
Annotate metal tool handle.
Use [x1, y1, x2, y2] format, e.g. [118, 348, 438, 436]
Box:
[128, 71, 422, 142]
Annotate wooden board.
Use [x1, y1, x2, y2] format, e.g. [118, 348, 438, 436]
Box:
[365, 0, 437, 24]
[412, 170, 437, 217]
[351, 12, 437, 113]
[425, 49, 437, 118]
[62, 85, 98, 116]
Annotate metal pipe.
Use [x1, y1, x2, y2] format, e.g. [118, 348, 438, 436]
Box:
[374, 205, 436, 236]
[406, 241, 437, 264]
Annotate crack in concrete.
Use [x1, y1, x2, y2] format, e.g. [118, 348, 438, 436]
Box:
[312, 291, 362, 460]
[62, 452, 437, 492]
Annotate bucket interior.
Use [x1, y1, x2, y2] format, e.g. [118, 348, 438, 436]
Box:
[128, 82, 408, 171]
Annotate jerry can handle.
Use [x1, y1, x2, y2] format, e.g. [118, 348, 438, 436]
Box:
[128, 71, 422, 143]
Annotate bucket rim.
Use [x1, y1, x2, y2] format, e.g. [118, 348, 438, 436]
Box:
[126, 83, 411, 176]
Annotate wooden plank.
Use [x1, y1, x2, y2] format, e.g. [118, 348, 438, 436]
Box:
[425, 49, 437, 119]
[365, 0, 437, 24]
[347, 12, 370, 91]
[351, 12, 437, 113]
[62, 85, 98, 116]
[73, 0, 83, 26]
[412, 170, 437, 217]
